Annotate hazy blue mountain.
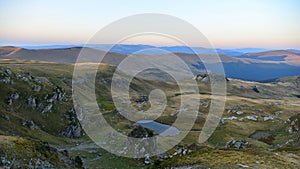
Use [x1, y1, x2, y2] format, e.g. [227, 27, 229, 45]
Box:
[17, 44, 271, 56]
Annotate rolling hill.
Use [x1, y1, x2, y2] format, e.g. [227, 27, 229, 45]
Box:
[0, 59, 299, 168]
[0, 46, 300, 81]
[236, 50, 300, 65]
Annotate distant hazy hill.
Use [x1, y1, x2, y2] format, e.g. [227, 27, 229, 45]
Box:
[234, 50, 300, 65]
[18, 44, 270, 56]
[1, 46, 300, 81]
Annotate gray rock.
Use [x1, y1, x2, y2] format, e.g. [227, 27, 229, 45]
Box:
[226, 138, 249, 149]
[263, 115, 274, 121]
[220, 118, 226, 125]
[33, 85, 41, 92]
[245, 116, 258, 121]
[27, 96, 37, 108]
[42, 104, 53, 113]
[236, 111, 244, 115]
[144, 154, 151, 165]
[22, 120, 38, 129]
[62, 123, 82, 138]
[222, 116, 238, 121]
[1, 114, 10, 121]
[4, 69, 12, 75]
[0, 77, 13, 84]
[11, 93, 19, 100]
[252, 85, 260, 93]
[7, 98, 13, 105]
[238, 164, 250, 168]
[193, 74, 208, 81]
[21, 77, 28, 81]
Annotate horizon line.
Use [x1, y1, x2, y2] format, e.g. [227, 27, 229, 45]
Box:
[0, 43, 299, 50]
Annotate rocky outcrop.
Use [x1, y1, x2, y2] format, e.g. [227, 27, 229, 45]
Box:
[7, 98, 13, 105]
[15, 72, 34, 81]
[33, 85, 41, 92]
[45, 87, 66, 103]
[22, 120, 38, 129]
[7, 92, 20, 105]
[252, 85, 260, 93]
[0, 77, 14, 84]
[263, 115, 274, 121]
[131, 95, 149, 103]
[285, 114, 300, 134]
[4, 69, 12, 76]
[62, 108, 82, 138]
[221, 116, 238, 124]
[62, 123, 82, 138]
[41, 104, 52, 113]
[225, 138, 249, 149]
[245, 116, 259, 121]
[144, 154, 151, 165]
[193, 73, 208, 81]
[27, 96, 37, 108]
[236, 111, 244, 115]
[0, 68, 14, 85]
[11, 93, 19, 100]
[1, 114, 10, 121]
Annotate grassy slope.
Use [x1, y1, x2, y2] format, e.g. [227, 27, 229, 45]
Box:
[0, 59, 299, 168]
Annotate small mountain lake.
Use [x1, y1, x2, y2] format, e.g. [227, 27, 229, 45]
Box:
[134, 120, 180, 136]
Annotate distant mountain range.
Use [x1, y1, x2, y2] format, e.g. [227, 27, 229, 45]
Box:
[17, 44, 269, 56]
[0, 45, 300, 81]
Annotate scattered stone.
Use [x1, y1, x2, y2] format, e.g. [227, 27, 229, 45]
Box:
[222, 116, 238, 121]
[11, 93, 19, 100]
[225, 138, 249, 149]
[0, 77, 14, 84]
[33, 85, 41, 92]
[7, 98, 13, 105]
[170, 113, 176, 117]
[274, 111, 282, 116]
[27, 96, 37, 108]
[220, 118, 226, 125]
[193, 74, 208, 81]
[1, 114, 10, 121]
[285, 115, 299, 134]
[0, 156, 11, 167]
[42, 104, 53, 113]
[245, 116, 259, 121]
[4, 69, 12, 75]
[132, 95, 149, 103]
[252, 85, 260, 93]
[263, 115, 274, 121]
[74, 156, 83, 168]
[238, 164, 250, 168]
[22, 120, 38, 129]
[144, 154, 151, 165]
[21, 77, 29, 81]
[62, 123, 82, 138]
[236, 111, 244, 115]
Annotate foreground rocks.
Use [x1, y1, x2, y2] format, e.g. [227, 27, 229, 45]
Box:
[225, 138, 249, 149]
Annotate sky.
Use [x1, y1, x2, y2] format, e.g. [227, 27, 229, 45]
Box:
[0, 0, 299, 48]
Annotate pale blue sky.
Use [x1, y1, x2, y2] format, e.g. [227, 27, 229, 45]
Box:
[0, 0, 299, 48]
